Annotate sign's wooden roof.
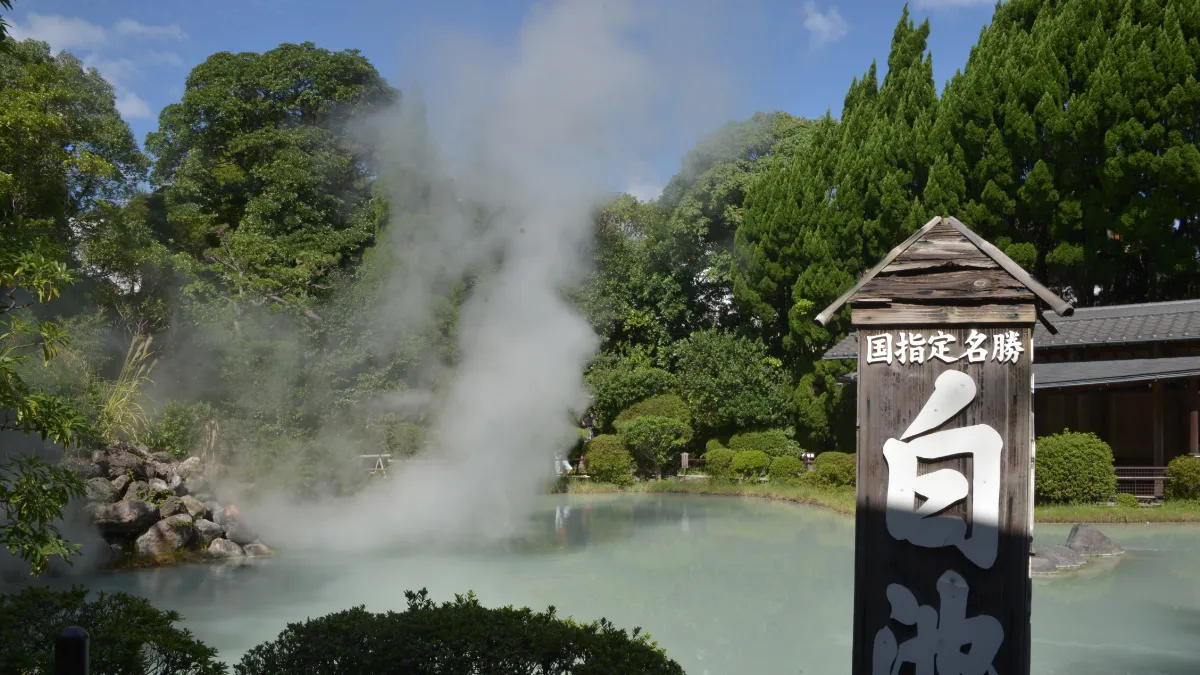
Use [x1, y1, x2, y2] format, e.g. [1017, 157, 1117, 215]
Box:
[814, 216, 1073, 327]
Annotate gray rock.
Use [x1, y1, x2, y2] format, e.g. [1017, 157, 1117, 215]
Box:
[84, 477, 120, 504]
[225, 520, 258, 546]
[64, 457, 104, 479]
[135, 514, 195, 557]
[148, 477, 170, 493]
[151, 451, 172, 463]
[1066, 524, 1123, 556]
[106, 451, 147, 480]
[124, 480, 149, 501]
[167, 474, 183, 492]
[204, 538, 244, 559]
[194, 519, 224, 546]
[131, 444, 152, 459]
[178, 457, 203, 479]
[180, 496, 207, 519]
[203, 501, 221, 517]
[211, 508, 229, 530]
[192, 492, 215, 503]
[110, 474, 131, 494]
[242, 541, 271, 557]
[1035, 544, 1085, 568]
[158, 496, 188, 519]
[1030, 555, 1058, 574]
[91, 500, 158, 535]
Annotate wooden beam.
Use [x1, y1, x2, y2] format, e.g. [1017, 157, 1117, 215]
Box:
[943, 217, 1074, 317]
[856, 269, 1035, 302]
[814, 216, 943, 326]
[1153, 381, 1165, 467]
[1190, 378, 1199, 456]
[851, 302, 1037, 325]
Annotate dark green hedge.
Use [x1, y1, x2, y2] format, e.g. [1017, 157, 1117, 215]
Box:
[802, 451, 855, 489]
[728, 429, 800, 458]
[730, 450, 771, 479]
[1034, 430, 1117, 504]
[768, 455, 804, 484]
[584, 434, 635, 486]
[1166, 455, 1200, 501]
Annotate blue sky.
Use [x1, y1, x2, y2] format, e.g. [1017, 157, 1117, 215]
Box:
[9, 0, 998, 198]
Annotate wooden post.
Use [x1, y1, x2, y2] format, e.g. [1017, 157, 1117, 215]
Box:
[815, 216, 1071, 675]
[1153, 381, 1165, 466]
[1189, 378, 1199, 457]
[55, 626, 89, 675]
[680, 452, 689, 473]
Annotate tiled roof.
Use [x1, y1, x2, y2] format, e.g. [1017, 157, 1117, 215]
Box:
[822, 299, 1200, 359]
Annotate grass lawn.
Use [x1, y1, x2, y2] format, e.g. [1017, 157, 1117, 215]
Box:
[566, 478, 1200, 523]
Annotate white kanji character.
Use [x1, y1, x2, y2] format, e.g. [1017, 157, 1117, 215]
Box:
[928, 331, 960, 363]
[993, 330, 1025, 364]
[963, 329, 988, 363]
[866, 334, 893, 365]
[907, 333, 927, 364]
[883, 370, 1003, 568]
[894, 333, 911, 365]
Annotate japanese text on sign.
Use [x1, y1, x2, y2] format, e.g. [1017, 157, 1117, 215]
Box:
[872, 370, 1005, 675]
[865, 329, 1024, 366]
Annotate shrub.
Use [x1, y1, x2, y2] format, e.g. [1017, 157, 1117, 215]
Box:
[0, 586, 223, 675]
[1034, 430, 1117, 504]
[236, 589, 684, 675]
[803, 451, 856, 489]
[1166, 455, 1200, 501]
[730, 450, 771, 479]
[148, 401, 213, 459]
[768, 455, 804, 484]
[586, 355, 677, 429]
[672, 329, 793, 436]
[1114, 492, 1140, 508]
[615, 394, 690, 427]
[584, 435, 635, 486]
[705, 438, 727, 453]
[729, 428, 800, 458]
[702, 447, 736, 479]
[618, 416, 692, 478]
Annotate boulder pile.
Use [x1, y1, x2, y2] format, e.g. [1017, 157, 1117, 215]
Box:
[1031, 523, 1122, 574]
[70, 442, 270, 564]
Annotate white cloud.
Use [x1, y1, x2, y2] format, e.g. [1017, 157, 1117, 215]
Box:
[803, 2, 848, 48]
[115, 92, 152, 120]
[626, 181, 663, 202]
[8, 13, 108, 50]
[148, 50, 184, 67]
[85, 55, 140, 89]
[115, 19, 187, 41]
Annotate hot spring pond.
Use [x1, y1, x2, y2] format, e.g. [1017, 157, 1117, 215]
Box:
[57, 495, 1200, 674]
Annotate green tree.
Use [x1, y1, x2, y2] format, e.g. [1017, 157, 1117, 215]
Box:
[146, 42, 398, 304]
[671, 329, 792, 438]
[619, 416, 692, 478]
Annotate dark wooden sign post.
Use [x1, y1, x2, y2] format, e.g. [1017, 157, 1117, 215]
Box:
[815, 216, 1073, 675]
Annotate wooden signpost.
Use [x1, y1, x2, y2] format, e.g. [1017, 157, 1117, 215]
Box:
[815, 216, 1073, 675]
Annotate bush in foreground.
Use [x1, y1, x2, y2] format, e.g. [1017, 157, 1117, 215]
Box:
[584, 435, 635, 486]
[0, 586, 223, 675]
[728, 428, 801, 458]
[1166, 455, 1200, 501]
[730, 450, 771, 479]
[614, 394, 691, 427]
[1114, 492, 1140, 508]
[802, 451, 855, 489]
[1035, 430, 1117, 504]
[702, 445, 736, 479]
[235, 589, 684, 675]
[768, 455, 804, 484]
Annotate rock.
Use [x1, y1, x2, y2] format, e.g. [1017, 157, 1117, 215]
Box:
[64, 457, 104, 479]
[91, 500, 158, 535]
[225, 520, 258, 546]
[192, 492, 215, 504]
[148, 477, 170, 493]
[107, 543, 125, 563]
[194, 519, 224, 546]
[84, 477, 120, 504]
[203, 501, 221, 517]
[124, 480, 149, 501]
[242, 541, 271, 557]
[1066, 524, 1123, 556]
[135, 514, 195, 558]
[131, 444, 152, 459]
[106, 451, 147, 480]
[1030, 555, 1058, 574]
[211, 507, 228, 530]
[151, 451, 172, 463]
[159, 496, 188, 519]
[180, 496, 207, 519]
[167, 474, 183, 492]
[1035, 544, 1085, 568]
[110, 474, 131, 494]
[204, 538, 244, 559]
[178, 456, 203, 479]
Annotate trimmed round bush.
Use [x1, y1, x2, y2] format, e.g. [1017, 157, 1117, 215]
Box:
[728, 428, 801, 458]
[1114, 492, 1140, 508]
[768, 455, 804, 484]
[1166, 455, 1200, 501]
[803, 451, 856, 489]
[584, 435, 635, 487]
[236, 589, 684, 675]
[702, 447, 736, 479]
[730, 450, 771, 479]
[1034, 430, 1117, 504]
[618, 416, 692, 477]
[615, 394, 690, 427]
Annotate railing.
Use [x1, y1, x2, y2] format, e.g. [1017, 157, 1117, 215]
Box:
[1115, 466, 1169, 500]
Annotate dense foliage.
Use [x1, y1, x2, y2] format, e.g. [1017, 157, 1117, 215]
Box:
[0, 586, 224, 675]
[801, 452, 856, 489]
[701, 445, 735, 480]
[235, 588, 684, 675]
[728, 429, 801, 458]
[618, 416, 692, 478]
[1166, 455, 1200, 501]
[730, 450, 771, 479]
[768, 455, 804, 484]
[583, 435, 635, 486]
[1034, 431, 1118, 504]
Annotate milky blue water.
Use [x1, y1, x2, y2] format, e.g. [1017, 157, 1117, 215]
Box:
[62, 495, 1200, 674]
